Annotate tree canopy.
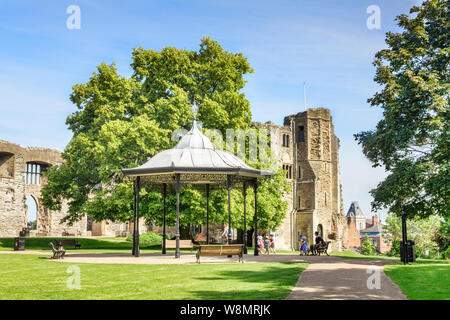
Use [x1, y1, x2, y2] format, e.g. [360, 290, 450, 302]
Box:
[355, 0, 449, 219]
[42, 37, 290, 231]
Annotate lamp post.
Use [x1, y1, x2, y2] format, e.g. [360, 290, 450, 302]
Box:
[401, 212, 408, 264]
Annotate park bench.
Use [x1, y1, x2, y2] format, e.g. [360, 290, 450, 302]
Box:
[165, 240, 194, 252]
[196, 244, 244, 264]
[49, 242, 66, 259]
[56, 239, 81, 249]
[315, 241, 331, 256]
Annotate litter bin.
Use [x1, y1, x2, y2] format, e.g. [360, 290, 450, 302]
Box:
[14, 237, 25, 251]
[400, 240, 416, 262]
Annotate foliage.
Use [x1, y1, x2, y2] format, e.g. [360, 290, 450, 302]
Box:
[383, 212, 442, 258]
[125, 231, 167, 247]
[361, 235, 376, 255]
[354, 0, 450, 219]
[432, 215, 450, 256]
[41, 37, 289, 232]
[445, 247, 450, 260]
[27, 220, 37, 230]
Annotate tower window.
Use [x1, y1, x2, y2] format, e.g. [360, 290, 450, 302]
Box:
[25, 163, 49, 185]
[298, 126, 304, 142]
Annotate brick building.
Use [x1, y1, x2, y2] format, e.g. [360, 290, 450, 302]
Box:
[346, 201, 391, 253]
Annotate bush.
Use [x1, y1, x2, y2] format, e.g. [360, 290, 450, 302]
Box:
[126, 231, 166, 247]
[361, 236, 376, 255]
[386, 239, 401, 257]
[444, 247, 450, 260]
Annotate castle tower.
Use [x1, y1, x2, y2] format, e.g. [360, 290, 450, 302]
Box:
[283, 108, 347, 251]
[254, 107, 347, 251]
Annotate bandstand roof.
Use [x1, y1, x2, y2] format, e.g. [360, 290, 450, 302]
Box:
[122, 109, 272, 185]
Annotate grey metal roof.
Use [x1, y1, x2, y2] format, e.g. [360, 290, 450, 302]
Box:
[122, 118, 272, 182]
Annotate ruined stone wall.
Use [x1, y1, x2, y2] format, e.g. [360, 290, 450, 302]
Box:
[0, 141, 26, 237]
[0, 140, 90, 237]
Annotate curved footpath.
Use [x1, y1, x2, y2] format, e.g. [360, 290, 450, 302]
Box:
[1, 251, 406, 300]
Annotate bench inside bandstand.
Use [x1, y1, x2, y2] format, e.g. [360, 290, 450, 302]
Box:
[196, 244, 244, 264]
[165, 239, 194, 252]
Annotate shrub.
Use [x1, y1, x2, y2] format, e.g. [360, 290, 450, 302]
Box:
[386, 239, 401, 257]
[361, 236, 376, 255]
[126, 231, 166, 247]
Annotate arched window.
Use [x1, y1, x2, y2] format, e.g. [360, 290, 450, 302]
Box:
[0, 152, 14, 178]
[298, 126, 305, 142]
[317, 224, 323, 238]
[26, 195, 38, 230]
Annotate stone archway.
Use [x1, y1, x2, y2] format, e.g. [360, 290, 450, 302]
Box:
[25, 195, 38, 231]
[317, 224, 323, 238]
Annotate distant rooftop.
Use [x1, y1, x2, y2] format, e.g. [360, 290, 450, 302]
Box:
[346, 201, 365, 218]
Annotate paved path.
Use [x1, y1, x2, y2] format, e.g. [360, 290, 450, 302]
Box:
[1, 251, 406, 300]
[286, 256, 406, 300]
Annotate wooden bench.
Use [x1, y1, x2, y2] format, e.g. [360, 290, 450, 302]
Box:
[196, 244, 244, 264]
[315, 241, 331, 256]
[165, 240, 194, 252]
[49, 242, 66, 259]
[56, 239, 81, 249]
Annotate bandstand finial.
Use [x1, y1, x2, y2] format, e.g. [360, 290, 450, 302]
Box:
[191, 103, 199, 120]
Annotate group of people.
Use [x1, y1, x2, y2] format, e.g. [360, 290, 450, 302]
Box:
[299, 232, 326, 256]
[221, 223, 276, 254]
[257, 234, 276, 254]
[221, 223, 326, 256]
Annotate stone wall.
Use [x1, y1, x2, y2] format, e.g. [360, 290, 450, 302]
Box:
[0, 140, 90, 237]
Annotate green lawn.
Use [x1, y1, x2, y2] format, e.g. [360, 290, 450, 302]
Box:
[0, 254, 307, 300]
[0, 237, 134, 251]
[384, 260, 449, 300]
[330, 250, 397, 260]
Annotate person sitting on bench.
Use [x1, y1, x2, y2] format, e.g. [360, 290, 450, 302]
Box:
[310, 232, 325, 255]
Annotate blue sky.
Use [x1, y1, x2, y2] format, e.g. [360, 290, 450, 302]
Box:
[0, 0, 422, 221]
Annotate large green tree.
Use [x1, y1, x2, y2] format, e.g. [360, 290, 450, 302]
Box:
[42, 37, 289, 231]
[355, 0, 449, 219]
[382, 213, 442, 258]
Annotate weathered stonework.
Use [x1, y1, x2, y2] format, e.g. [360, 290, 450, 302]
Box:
[0, 140, 89, 237]
[254, 108, 348, 252]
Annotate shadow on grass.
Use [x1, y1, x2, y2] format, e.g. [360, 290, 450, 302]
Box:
[0, 237, 166, 251]
[189, 263, 306, 300]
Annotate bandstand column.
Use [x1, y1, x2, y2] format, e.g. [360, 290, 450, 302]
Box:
[206, 184, 210, 244]
[243, 182, 247, 254]
[253, 179, 259, 256]
[227, 175, 233, 246]
[132, 179, 137, 256]
[162, 183, 167, 254]
[175, 174, 181, 258]
[135, 176, 141, 257]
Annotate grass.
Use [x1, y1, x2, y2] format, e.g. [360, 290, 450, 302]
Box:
[0, 237, 133, 251]
[0, 254, 307, 300]
[384, 260, 450, 300]
[330, 250, 396, 260]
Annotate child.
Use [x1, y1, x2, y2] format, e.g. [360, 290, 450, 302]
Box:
[269, 234, 276, 254]
[300, 235, 308, 256]
[257, 235, 264, 253]
[264, 236, 270, 255]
